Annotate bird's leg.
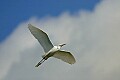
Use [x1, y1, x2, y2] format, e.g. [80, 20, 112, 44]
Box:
[35, 58, 45, 67]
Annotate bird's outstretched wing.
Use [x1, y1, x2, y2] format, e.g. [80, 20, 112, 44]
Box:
[28, 24, 53, 53]
[53, 50, 76, 64]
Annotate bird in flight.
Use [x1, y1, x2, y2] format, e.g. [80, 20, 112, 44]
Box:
[28, 24, 76, 67]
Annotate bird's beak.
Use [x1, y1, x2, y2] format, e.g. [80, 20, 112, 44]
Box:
[59, 44, 66, 47]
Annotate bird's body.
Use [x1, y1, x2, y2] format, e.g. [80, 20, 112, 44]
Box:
[42, 46, 61, 60]
[28, 24, 76, 67]
[48, 46, 61, 54]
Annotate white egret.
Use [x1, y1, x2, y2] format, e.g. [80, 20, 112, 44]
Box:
[28, 24, 76, 67]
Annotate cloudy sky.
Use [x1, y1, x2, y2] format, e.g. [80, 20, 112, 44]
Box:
[0, 0, 120, 80]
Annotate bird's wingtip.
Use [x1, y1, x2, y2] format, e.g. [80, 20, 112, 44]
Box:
[28, 23, 32, 28]
[28, 24, 35, 30]
[70, 61, 76, 65]
[28, 24, 37, 29]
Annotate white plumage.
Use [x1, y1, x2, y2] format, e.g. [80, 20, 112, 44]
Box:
[28, 24, 76, 67]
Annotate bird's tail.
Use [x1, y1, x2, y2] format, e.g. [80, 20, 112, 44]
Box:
[35, 58, 45, 67]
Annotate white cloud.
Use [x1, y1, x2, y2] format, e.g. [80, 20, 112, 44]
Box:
[0, 0, 120, 80]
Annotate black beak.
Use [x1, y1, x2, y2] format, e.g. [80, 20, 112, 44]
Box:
[59, 44, 66, 47]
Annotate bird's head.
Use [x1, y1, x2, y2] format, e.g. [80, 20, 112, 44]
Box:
[59, 44, 66, 47]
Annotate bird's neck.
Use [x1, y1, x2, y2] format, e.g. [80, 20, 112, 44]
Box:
[54, 46, 61, 49]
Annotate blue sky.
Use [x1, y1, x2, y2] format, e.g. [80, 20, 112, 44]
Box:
[0, 0, 100, 42]
[1, 0, 120, 80]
